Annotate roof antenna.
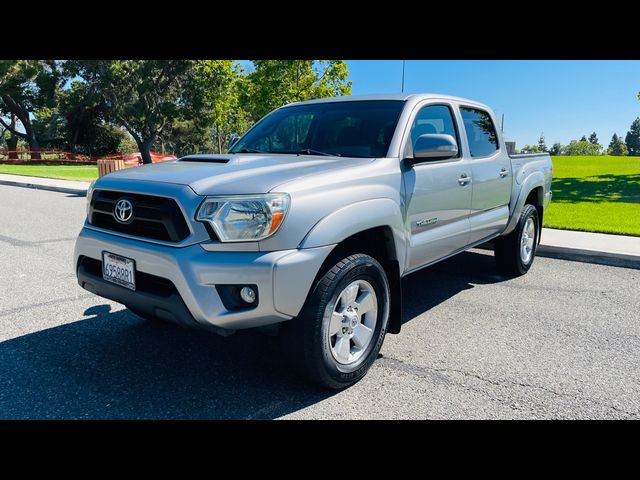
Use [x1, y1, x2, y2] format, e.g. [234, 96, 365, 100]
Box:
[401, 60, 406, 93]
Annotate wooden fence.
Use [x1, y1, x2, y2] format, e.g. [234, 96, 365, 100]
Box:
[97, 159, 126, 177]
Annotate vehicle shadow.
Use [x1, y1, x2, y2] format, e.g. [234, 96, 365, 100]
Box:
[400, 248, 508, 324]
[0, 250, 506, 419]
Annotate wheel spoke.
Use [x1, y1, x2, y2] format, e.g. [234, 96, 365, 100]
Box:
[329, 312, 344, 337]
[334, 336, 351, 362]
[355, 291, 375, 314]
[329, 278, 379, 365]
[352, 323, 373, 349]
[340, 283, 359, 307]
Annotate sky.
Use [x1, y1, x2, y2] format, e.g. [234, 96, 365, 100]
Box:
[344, 60, 640, 148]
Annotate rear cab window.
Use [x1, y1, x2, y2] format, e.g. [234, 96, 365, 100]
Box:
[460, 107, 499, 157]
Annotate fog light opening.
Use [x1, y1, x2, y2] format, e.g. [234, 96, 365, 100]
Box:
[240, 286, 256, 304]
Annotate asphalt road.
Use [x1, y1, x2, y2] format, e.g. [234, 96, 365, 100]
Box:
[1, 184, 639, 419]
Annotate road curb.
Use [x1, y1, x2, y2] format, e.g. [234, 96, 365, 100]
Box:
[476, 242, 640, 270]
[0, 178, 88, 196]
[536, 245, 640, 270]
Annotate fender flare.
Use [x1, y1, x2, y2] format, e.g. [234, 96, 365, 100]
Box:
[503, 172, 545, 236]
[299, 198, 406, 269]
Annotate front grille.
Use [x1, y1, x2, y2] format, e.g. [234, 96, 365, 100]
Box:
[88, 190, 190, 242]
[79, 256, 178, 297]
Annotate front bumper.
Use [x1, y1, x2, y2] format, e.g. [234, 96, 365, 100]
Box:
[74, 227, 334, 332]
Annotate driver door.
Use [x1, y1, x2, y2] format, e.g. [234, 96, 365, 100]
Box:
[403, 103, 472, 272]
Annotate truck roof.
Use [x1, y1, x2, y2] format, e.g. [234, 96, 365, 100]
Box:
[284, 93, 489, 109]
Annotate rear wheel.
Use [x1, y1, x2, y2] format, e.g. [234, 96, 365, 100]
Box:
[494, 204, 539, 276]
[281, 253, 390, 389]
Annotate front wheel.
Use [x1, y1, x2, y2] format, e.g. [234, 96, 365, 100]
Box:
[281, 253, 390, 389]
[494, 204, 539, 276]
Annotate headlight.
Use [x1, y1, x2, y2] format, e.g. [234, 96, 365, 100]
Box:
[86, 180, 96, 218]
[196, 194, 290, 242]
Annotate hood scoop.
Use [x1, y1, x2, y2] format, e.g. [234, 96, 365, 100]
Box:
[179, 155, 230, 164]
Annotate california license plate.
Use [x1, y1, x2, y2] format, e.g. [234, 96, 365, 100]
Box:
[102, 251, 136, 291]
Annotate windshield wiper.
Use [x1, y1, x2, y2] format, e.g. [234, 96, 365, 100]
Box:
[297, 149, 339, 157]
[235, 148, 263, 153]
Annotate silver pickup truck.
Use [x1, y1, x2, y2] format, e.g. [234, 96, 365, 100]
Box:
[75, 94, 552, 388]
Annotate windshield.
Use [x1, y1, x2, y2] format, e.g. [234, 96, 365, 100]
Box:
[230, 100, 405, 158]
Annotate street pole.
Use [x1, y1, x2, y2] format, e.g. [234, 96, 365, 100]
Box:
[401, 60, 406, 93]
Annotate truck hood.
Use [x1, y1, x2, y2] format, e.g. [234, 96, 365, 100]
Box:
[101, 153, 373, 195]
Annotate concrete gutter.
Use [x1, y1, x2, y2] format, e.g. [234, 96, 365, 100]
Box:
[0, 173, 91, 195]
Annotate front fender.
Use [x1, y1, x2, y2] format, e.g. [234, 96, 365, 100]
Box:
[299, 198, 407, 273]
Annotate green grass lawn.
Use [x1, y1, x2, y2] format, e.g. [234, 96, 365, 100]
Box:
[0, 164, 99, 182]
[544, 155, 640, 236]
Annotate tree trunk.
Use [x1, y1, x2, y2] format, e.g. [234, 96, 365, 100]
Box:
[16, 122, 41, 160]
[216, 125, 222, 154]
[6, 135, 18, 159]
[1, 95, 40, 159]
[6, 115, 19, 159]
[137, 139, 154, 164]
[69, 128, 80, 160]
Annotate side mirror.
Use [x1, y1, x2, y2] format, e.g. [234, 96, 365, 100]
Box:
[228, 133, 241, 150]
[409, 134, 458, 165]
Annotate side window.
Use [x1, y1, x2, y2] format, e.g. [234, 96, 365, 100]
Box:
[410, 105, 459, 157]
[460, 107, 499, 157]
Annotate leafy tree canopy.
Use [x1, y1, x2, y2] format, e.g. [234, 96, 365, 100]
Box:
[563, 140, 601, 156]
[243, 60, 352, 121]
[625, 117, 640, 156]
[608, 133, 628, 156]
[0, 60, 65, 156]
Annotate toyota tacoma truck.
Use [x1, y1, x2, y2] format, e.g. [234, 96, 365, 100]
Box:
[75, 94, 552, 389]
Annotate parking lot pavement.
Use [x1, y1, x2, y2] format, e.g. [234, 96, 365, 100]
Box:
[1, 184, 639, 419]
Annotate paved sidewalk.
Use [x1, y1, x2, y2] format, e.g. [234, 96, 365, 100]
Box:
[1, 173, 638, 268]
[0, 173, 91, 195]
[537, 228, 640, 269]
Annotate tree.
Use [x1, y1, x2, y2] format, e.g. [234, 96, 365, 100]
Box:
[195, 60, 250, 153]
[242, 60, 352, 121]
[607, 133, 628, 156]
[625, 117, 640, 156]
[580, 135, 588, 142]
[520, 144, 541, 153]
[537, 132, 547, 152]
[549, 143, 563, 155]
[588, 131, 599, 146]
[563, 140, 601, 156]
[0, 60, 64, 158]
[70, 60, 214, 164]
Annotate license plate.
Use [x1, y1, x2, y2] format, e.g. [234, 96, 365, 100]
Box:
[102, 251, 136, 291]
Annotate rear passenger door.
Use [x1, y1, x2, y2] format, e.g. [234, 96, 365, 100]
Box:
[459, 106, 512, 244]
[403, 103, 472, 272]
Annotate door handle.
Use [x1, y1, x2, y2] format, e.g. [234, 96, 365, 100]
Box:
[499, 168, 508, 178]
[458, 173, 471, 186]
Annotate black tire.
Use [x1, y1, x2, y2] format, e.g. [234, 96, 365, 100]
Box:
[494, 204, 539, 276]
[281, 253, 390, 390]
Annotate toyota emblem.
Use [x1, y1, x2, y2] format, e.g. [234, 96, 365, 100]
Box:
[114, 199, 133, 224]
